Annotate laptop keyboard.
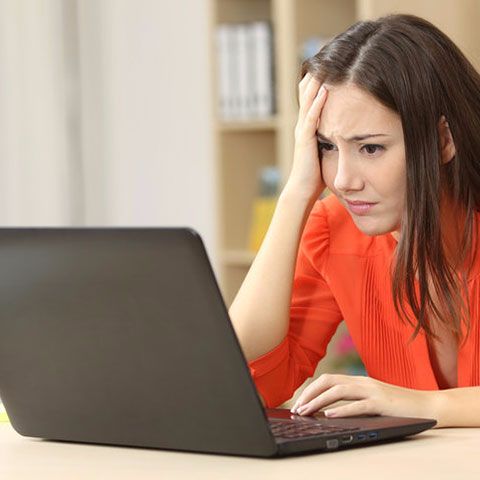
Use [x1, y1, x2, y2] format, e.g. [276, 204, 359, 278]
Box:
[269, 420, 360, 439]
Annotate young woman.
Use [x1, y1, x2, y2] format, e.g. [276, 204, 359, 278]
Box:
[228, 13, 480, 428]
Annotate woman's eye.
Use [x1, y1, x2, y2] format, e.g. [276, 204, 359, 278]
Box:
[318, 142, 335, 152]
[317, 142, 385, 156]
[361, 144, 384, 155]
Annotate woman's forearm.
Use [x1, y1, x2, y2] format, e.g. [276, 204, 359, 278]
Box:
[433, 386, 480, 428]
[228, 185, 319, 362]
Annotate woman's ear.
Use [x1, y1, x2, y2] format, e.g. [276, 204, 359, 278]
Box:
[439, 115, 456, 164]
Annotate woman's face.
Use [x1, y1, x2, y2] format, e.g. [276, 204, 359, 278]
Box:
[318, 82, 406, 240]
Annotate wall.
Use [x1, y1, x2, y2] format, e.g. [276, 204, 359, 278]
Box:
[79, 0, 217, 270]
[0, 0, 217, 271]
[357, 0, 480, 69]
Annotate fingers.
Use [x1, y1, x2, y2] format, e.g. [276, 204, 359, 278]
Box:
[298, 72, 312, 98]
[298, 75, 322, 120]
[294, 383, 367, 416]
[322, 400, 374, 418]
[291, 374, 367, 413]
[297, 84, 328, 143]
[306, 85, 327, 133]
[295, 374, 356, 404]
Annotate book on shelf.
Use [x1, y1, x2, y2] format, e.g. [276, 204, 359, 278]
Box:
[215, 21, 275, 122]
[248, 166, 280, 252]
[248, 173, 331, 254]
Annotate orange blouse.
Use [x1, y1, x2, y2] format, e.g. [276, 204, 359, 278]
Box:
[248, 194, 480, 408]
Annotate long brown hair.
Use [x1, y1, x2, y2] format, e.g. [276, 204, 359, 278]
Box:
[301, 13, 480, 346]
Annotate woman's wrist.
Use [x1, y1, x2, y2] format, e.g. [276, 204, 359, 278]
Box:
[280, 181, 323, 209]
[428, 389, 449, 428]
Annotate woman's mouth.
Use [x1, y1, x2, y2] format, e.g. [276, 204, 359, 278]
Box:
[345, 199, 378, 215]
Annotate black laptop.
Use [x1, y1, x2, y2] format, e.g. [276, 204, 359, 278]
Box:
[0, 228, 436, 457]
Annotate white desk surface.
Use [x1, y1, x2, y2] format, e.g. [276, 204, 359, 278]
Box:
[1, 422, 479, 479]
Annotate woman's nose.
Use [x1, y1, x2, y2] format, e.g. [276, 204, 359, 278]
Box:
[332, 153, 364, 193]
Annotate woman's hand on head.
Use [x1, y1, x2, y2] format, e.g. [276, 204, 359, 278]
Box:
[285, 73, 328, 200]
[290, 373, 441, 427]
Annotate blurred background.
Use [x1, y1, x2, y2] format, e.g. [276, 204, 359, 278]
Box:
[1, 0, 480, 417]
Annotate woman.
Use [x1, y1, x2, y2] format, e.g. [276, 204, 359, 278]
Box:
[228, 13, 480, 428]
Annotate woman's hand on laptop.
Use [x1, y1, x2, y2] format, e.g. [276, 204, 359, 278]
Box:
[290, 374, 441, 425]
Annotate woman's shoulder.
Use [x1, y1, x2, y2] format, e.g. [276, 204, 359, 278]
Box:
[308, 193, 388, 257]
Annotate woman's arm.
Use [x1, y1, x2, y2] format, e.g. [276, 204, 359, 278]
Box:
[434, 386, 480, 427]
[228, 189, 318, 362]
[289, 373, 480, 428]
[228, 75, 328, 362]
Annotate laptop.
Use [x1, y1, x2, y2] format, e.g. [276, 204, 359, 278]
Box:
[0, 228, 436, 457]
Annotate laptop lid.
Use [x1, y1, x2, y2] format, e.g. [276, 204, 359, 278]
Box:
[0, 228, 277, 457]
[0, 228, 436, 457]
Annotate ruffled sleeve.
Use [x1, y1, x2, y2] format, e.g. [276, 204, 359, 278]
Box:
[248, 199, 344, 407]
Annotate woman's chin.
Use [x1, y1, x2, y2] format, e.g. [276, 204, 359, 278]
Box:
[352, 217, 396, 237]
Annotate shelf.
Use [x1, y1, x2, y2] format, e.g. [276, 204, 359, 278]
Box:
[217, 117, 278, 132]
[221, 249, 256, 266]
[211, 0, 359, 305]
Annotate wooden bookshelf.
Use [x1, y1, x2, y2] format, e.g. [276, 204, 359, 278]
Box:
[217, 117, 278, 132]
[209, 0, 357, 307]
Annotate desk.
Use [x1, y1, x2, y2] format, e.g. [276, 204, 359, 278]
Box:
[0, 422, 479, 479]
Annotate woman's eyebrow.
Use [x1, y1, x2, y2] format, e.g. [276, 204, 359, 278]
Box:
[316, 132, 390, 142]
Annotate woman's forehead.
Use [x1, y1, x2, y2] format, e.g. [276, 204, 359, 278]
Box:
[318, 83, 402, 140]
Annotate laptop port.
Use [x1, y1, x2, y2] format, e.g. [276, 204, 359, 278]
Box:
[357, 433, 367, 441]
[326, 439, 339, 449]
[341, 435, 353, 444]
[368, 431, 378, 439]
